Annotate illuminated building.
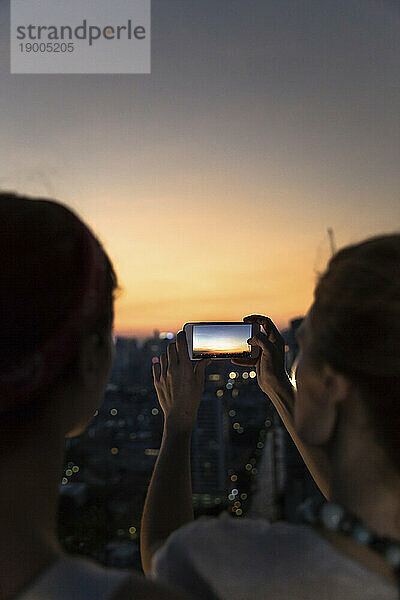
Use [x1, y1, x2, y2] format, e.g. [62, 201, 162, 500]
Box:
[191, 392, 229, 506]
[110, 336, 140, 387]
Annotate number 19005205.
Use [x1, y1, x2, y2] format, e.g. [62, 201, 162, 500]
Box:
[19, 42, 74, 52]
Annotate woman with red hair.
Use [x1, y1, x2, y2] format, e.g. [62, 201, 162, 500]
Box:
[0, 192, 189, 600]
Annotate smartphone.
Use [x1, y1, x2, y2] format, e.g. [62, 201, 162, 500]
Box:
[183, 321, 260, 360]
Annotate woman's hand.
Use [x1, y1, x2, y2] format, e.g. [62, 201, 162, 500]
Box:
[143, 331, 209, 572]
[233, 315, 330, 499]
[153, 330, 210, 432]
[231, 314, 292, 398]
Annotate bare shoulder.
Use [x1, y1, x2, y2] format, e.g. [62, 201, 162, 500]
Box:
[111, 571, 194, 600]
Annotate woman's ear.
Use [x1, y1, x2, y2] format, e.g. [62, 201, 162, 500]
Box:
[64, 333, 106, 439]
[77, 332, 102, 390]
[294, 362, 352, 448]
[322, 364, 352, 407]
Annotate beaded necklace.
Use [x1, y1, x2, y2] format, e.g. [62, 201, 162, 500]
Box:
[296, 496, 400, 599]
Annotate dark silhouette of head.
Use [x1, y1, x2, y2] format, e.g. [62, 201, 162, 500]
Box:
[0, 191, 121, 433]
[308, 233, 400, 471]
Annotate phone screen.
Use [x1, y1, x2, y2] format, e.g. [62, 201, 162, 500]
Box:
[192, 323, 252, 358]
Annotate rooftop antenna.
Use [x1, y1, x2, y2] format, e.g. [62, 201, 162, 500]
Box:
[327, 227, 336, 257]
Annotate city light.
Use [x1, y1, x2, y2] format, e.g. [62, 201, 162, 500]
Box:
[160, 332, 175, 340]
[61, 320, 305, 540]
[145, 449, 159, 456]
[209, 374, 220, 381]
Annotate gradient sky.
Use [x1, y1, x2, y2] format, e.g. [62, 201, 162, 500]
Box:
[1, 0, 399, 338]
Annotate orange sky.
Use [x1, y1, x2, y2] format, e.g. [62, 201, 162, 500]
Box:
[82, 186, 398, 338]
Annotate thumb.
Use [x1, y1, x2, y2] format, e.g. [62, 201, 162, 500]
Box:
[249, 332, 274, 355]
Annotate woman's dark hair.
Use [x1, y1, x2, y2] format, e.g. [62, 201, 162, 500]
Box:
[308, 233, 400, 471]
[0, 191, 121, 430]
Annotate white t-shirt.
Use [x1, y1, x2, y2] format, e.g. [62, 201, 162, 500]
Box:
[150, 511, 398, 600]
[17, 554, 132, 600]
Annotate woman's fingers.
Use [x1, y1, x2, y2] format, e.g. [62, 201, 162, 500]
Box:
[248, 331, 275, 355]
[160, 353, 168, 379]
[167, 341, 178, 368]
[244, 314, 283, 345]
[262, 317, 284, 346]
[152, 335, 207, 431]
[194, 358, 211, 382]
[176, 330, 191, 364]
[153, 361, 161, 383]
[153, 360, 167, 405]
[158, 334, 191, 386]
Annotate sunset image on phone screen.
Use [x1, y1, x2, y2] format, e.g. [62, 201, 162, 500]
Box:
[192, 324, 252, 358]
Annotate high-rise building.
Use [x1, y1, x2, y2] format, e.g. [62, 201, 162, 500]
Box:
[247, 412, 286, 521]
[191, 392, 229, 507]
[110, 336, 140, 388]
